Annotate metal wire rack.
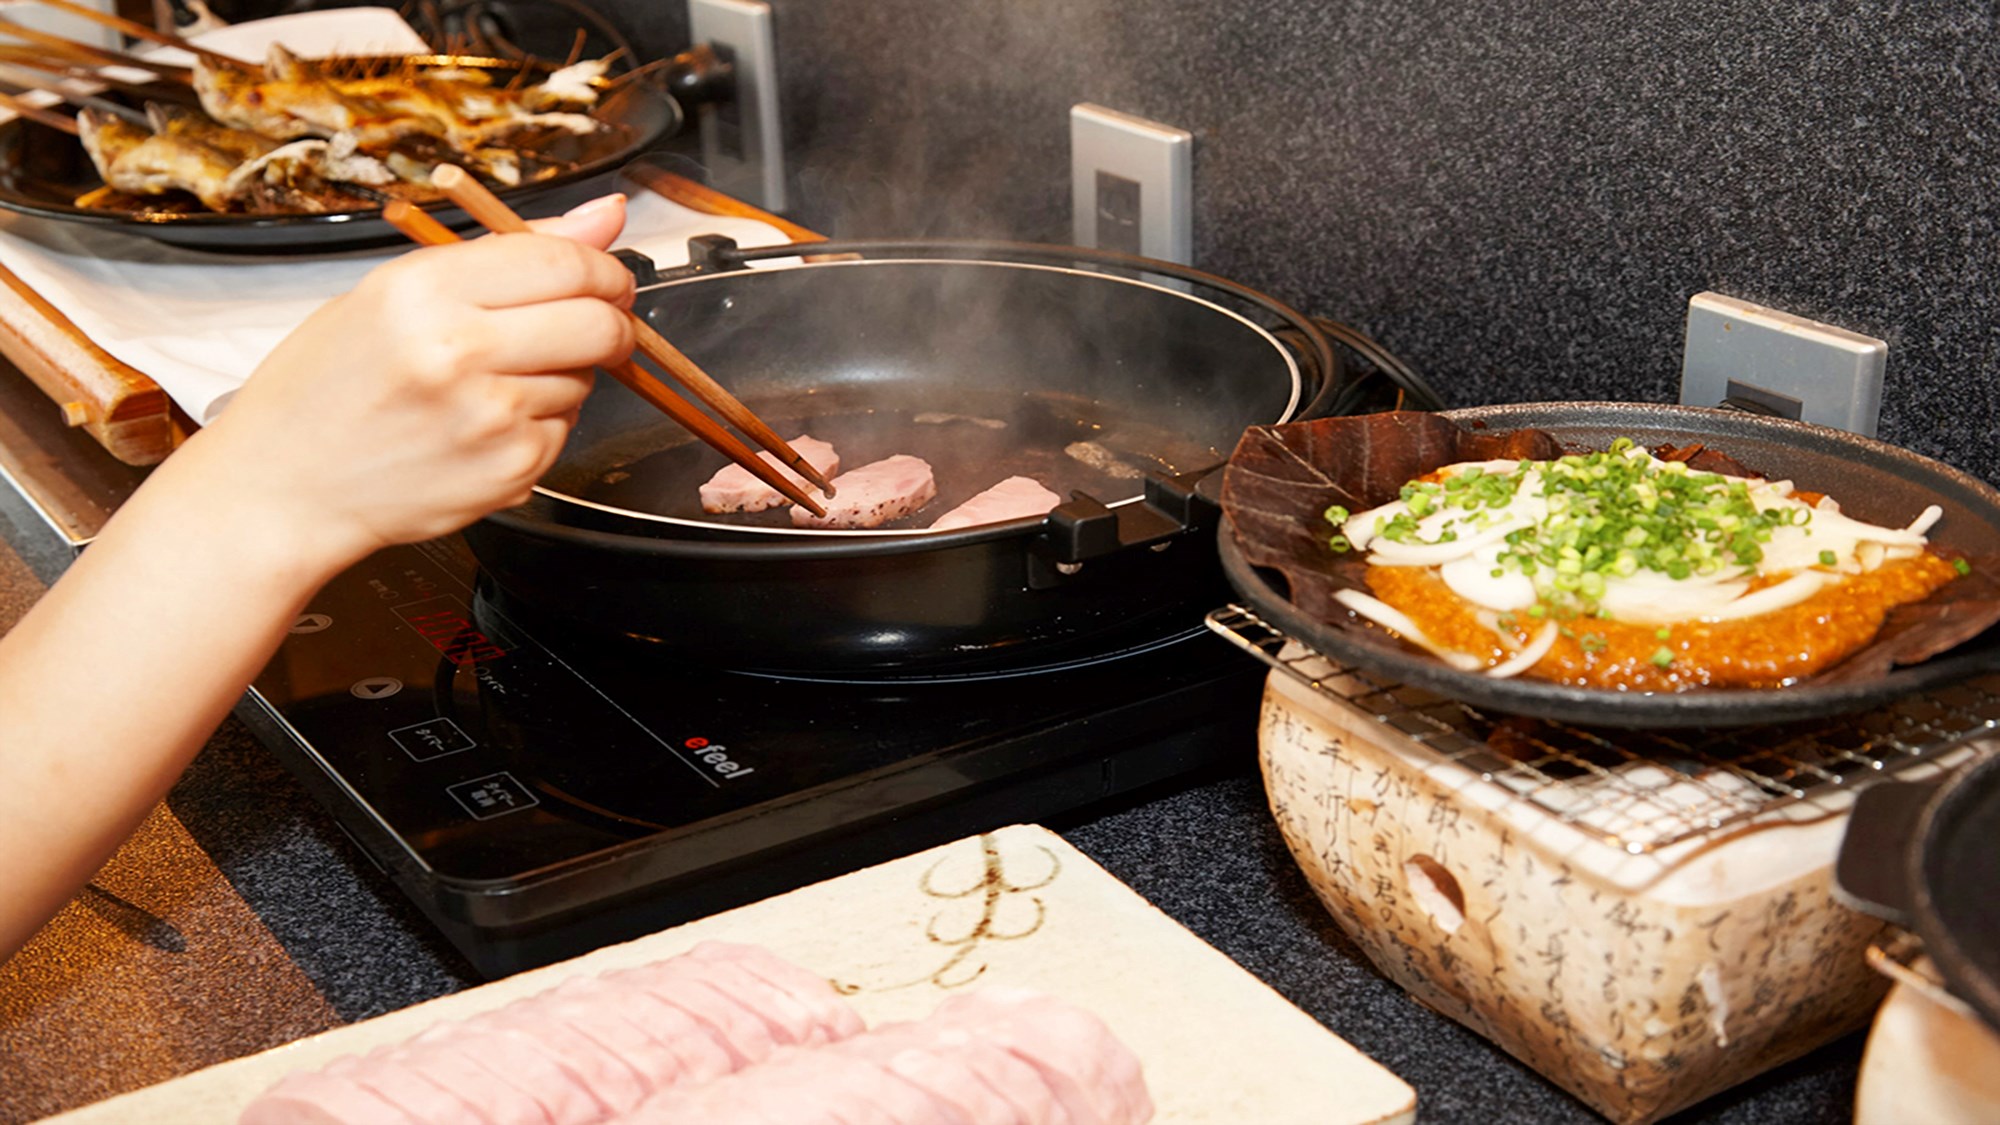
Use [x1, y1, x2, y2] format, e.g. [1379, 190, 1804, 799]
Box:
[1207, 603, 2000, 855]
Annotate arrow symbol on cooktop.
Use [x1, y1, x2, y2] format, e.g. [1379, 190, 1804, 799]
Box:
[350, 677, 403, 700]
[290, 613, 332, 634]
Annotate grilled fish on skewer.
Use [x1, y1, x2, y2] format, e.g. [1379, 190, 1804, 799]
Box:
[77, 106, 236, 210]
[146, 101, 279, 163]
[78, 104, 399, 214]
[197, 46, 604, 159]
[224, 133, 400, 212]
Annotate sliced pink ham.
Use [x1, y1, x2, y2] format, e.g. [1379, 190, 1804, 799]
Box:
[928, 476, 1063, 532]
[684, 942, 866, 1046]
[394, 1028, 552, 1125]
[698, 435, 841, 514]
[240, 1056, 426, 1125]
[932, 989, 1153, 1125]
[822, 1023, 1025, 1125]
[339, 1048, 493, 1125]
[790, 455, 937, 529]
[608, 1042, 969, 1125]
[238, 945, 866, 1125]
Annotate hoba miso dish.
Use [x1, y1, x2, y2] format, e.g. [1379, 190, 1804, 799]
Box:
[1325, 438, 1968, 690]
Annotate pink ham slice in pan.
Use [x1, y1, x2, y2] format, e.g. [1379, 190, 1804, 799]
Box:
[790, 455, 936, 529]
[698, 435, 841, 514]
[927, 476, 1063, 532]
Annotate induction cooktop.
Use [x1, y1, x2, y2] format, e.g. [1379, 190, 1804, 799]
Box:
[239, 534, 1265, 977]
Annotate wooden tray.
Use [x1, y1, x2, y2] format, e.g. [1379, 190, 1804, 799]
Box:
[40, 825, 1416, 1125]
[0, 170, 816, 467]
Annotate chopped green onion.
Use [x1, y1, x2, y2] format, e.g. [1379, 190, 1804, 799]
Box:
[1818, 549, 1838, 567]
[1955, 558, 1973, 575]
[1649, 647, 1675, 668]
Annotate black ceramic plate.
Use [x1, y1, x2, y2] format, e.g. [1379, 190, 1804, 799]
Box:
[1221, 402, 2000, 728]
[0, 56, 678, 253]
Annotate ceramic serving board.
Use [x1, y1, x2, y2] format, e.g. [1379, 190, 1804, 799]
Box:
[40, 824, 1414, 1124]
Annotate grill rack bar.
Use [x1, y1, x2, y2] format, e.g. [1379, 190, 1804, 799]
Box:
[1207, 603, 2000, 854]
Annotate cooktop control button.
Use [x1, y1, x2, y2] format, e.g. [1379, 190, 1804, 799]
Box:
[390, 718, 476, 762]
[350, 677, 403, 700]
[448, 773, 538, 820]
[290, 613, 332, 634]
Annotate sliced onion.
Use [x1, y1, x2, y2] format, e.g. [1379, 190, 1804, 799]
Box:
[1364, 516, 1533, 568]
[1333, 589, 1484, 671]
[1487, 623, 1559, 679]
[1699, 570, 1829, 622]
[1906, 504, 1944, 536]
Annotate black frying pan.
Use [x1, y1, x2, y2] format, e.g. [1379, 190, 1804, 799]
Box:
[1836, 751, 2000, 1036]
[1220, 401, 2000, 728]
[465, 241, 1338, 676]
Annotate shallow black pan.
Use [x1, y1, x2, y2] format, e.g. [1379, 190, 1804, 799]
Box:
[1220, 401, 2000, 728]
[0, 55, 676, 253]
[1837, 751, 2000, 1035]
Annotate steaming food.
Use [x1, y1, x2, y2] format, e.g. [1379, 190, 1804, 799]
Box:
[930, 475, 1063, 531]
[72, 45, 614, 215]
[698, 434, 841, 514]
[790, 454, 937, 529]
[1326, 438, 1967, 690]
[1064, 440, 1143, 480]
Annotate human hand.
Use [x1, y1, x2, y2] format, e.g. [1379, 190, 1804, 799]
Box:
[186, 193, 638, 572]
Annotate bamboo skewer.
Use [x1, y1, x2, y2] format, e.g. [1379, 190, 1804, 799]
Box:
[0, 45, 201, 103]
[0, 87, 76, 133]
[380, 199, 830, 518]
[25, 0, 246, 70]
[0, 74, 145, 124]
[0, 16, 193, 82]
[427, 163, 837, 499]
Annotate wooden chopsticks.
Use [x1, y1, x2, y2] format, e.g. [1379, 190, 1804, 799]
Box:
[426, 165, 836, 500]
[380, 198, 832, 517]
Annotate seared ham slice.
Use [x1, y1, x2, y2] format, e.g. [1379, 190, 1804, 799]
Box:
[698, 435, 841, 514]
[929, 476, 1063, 531]
[790, 455, 937, 529]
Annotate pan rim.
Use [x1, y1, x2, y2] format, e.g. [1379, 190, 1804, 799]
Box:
[531, 256, 1306, 539]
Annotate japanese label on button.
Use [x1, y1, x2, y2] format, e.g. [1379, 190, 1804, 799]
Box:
[447, 773, 538, 820]
[389, 718, 476, 762]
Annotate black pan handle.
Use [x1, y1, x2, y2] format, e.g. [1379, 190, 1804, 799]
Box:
[1039, 470, 1216, 565]
[1833, 774, 1946, 925]
[659, 43, 736, 107]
